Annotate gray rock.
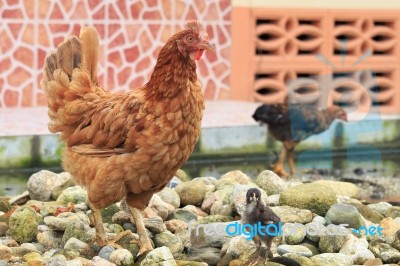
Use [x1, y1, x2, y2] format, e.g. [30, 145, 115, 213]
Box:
[140, 246, 177, 266]
[168, 209, 198, 223]
[189, 221, 233, 248]
[220, 235, 256, 263]
[313, 180, 359, 198]
[350, 203, 384, 224]
[277, 244, 313, 257]
[9, 206, 43, 243]
[51, 172, 75, 200]
[310, 253, 352, 266]
[62, 220, 95, 246]
[175, 179, 209, 206]
[283, 224, 306, 244]
[144, 216, 167, 234]
[325, 203, 363, 229]
[92, 256, 116, 265]
[212, 186, 234, 205]
[312, 216, 327, 225]
[283, 253, 315, 266]
[154, 231, 184, 254]
[157, 187, 180, 208]
[301, 243, 320, 256]
[187, 247, 221, 265]
[57, 186, 87, 205]
[231, 184, 268, 216]
[210, 201, 233, 217]
[37, 230, 63, 249]
[339, 234, 374, 264]
[148, 194, 173, 221]
[386, 207, 400, 218]
[217, 171, 251, 188]
[369, 240, 400, 263]
[44, 212, 90, 231]
[27, 170, 70, 201]
[267, 194, 280, 206]
[304, 222, 325, 242]
[99, 245, 116, 261]
[201, 193, 217, 213]
[393, 230, 400, 251]
[101, 204, 121, 224]
[164, 219, 188, 233]
[112, 211, 132, 225]
[380, 250, 400, 264]
[318, 234, 348, 253]
[368, 202, 392, 216]
[256, 170, 287, 195]
[110, 248, 134, 266]
[271, 206, 313, 224]
[0, 222, 8, 237]
[280, 183, 337, 216]
[63, 237, 91, 254]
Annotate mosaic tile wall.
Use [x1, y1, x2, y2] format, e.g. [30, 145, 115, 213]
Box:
[0, 0, 232, 107]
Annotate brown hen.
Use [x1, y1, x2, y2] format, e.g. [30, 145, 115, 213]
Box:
[41, 21, 213, 255]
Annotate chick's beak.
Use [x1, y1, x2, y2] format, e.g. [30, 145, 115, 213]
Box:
[200, 40, 214, 51]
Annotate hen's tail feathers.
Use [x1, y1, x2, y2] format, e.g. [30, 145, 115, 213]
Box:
[79, 26, 99, 84]
[41, 26, 101, 138]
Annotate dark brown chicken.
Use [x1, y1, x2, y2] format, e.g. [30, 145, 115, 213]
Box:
[41, 21, 213, 254]
[252, 103, 347, 176]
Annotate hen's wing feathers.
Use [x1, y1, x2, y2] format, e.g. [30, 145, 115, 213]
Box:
[71, 144, 126, 157]
[67, 93, 142, 153]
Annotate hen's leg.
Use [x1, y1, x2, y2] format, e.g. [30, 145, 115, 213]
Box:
[129, 207, 153, 256]
[89, 202, 131, 248]
[273, 146, 289, 177]
[88, 202, 107, 246]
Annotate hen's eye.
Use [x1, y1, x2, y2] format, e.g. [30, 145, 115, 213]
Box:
[186, 35, 196, 43]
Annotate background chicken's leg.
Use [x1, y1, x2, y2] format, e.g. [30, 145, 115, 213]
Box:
[273, 146, 288, 176]
[288, 150, 296, 175]
[129, 207, 153, 255]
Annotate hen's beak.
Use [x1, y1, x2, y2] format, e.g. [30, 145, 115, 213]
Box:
[200, 41, 214, 51]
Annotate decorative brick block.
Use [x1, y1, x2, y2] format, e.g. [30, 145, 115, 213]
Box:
[231, 8, 400, 114]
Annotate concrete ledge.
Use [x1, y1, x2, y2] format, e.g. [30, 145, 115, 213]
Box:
[1, 101, 400, 169]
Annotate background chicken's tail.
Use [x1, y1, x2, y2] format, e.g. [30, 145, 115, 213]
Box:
[41, 26, 103, 141]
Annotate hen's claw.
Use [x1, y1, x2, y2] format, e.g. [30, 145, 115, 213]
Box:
[137, 238, 153, 257]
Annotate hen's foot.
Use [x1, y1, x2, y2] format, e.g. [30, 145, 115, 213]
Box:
[137, 237, 153, 257]
[95, 230, 134, 249]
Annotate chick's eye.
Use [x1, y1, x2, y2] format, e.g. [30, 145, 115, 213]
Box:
[186, 35, 196, 43]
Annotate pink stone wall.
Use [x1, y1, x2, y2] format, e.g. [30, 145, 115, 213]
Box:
[0, 0, 232, 108]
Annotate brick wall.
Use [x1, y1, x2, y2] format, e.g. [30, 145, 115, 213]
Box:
[0, 0, 231, 107]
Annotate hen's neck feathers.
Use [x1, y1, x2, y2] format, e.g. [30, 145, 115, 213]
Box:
[144, 36, 197, 101]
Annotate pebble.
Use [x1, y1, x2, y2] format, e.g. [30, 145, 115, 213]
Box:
[277, 244, 313, 257]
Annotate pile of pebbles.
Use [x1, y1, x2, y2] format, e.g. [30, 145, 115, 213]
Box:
[0, 169, 399, 266]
